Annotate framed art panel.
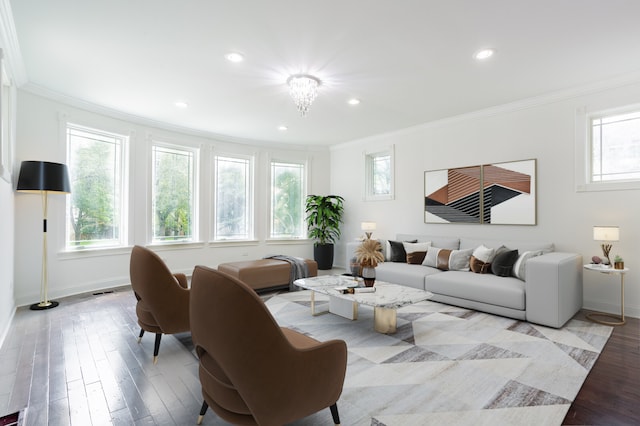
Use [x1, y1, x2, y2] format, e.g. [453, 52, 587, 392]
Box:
[482, 159, 536, 225]
[424, 165, 482, 223]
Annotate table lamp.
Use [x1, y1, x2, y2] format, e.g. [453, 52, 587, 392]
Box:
[17, 161, 71, 310]
[593, 226, 619, 265]
[361, 222, 376, 239]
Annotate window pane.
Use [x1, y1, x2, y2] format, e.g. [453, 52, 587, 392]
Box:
[591, 112, 640, 182]
[372, 154, 391, 195]
[152, 145, 194, 242]
[271, 161, 304, 238]
[67, 125, 124, 248]
[215, 155, 251, 240]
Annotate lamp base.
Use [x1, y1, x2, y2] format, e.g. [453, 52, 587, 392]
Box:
[30, 301, 59, 310]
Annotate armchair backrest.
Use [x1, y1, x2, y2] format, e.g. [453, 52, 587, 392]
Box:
[129, 245, 189, 334]
[190, 265, 346, 425]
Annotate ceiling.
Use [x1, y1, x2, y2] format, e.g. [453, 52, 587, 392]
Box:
[9, 0, 640, 146]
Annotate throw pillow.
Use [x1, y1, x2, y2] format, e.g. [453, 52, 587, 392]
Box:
[436, 249, 452, 270]
[512, 250, 543, 280]
[472, 245, 496, 263]
[387, 239, 417, 262]
[448, 248, 473, 271]
[424, 247, 473, 271]
[470, 255, 492, 274]
[406, 251, 427, 264]
[403, 241, 431, 263]
[491, 249, 519, 277]
[422, 246, 441, 268]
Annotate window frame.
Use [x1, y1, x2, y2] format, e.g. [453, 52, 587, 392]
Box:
[212, 152, 255, 242]
[65, 122, 130, 251]
[268, 156, 309, 241]
[576, 104, 640, 192]
[364, 145, 395, 201]
[149, 139, 200, 245]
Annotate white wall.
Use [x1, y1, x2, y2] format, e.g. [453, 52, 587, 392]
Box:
[13, 90, 330, 306]
[331, 81, 640, 319]
[0, 175, 15, 344]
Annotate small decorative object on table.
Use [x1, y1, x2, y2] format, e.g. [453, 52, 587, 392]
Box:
[355, 238, 384, 287]
[613, 255, 624, 270]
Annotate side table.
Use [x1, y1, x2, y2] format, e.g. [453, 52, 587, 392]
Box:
[583, 264, 628, 326]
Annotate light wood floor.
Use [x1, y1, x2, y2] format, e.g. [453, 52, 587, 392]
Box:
[1, 287, 638, 425]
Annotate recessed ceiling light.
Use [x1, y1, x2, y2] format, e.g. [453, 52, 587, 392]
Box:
[348, 98, 361, 105]
[278, 125, 288, 131]
[175, 101, 188, 108]
[225, 52, 244, 63]
[474, 48, 495, 60]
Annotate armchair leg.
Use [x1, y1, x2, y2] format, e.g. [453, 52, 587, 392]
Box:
[330, 403, 340, 425]
[197, 401, 208, 425]
[153, 333, 162, 364]
[137, 328, 144, 343]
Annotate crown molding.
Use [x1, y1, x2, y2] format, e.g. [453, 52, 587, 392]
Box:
[0, 0, 27, 86]
[332, 70, 640, 151]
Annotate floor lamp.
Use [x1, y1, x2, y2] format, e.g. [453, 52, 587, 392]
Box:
[16, 161, 71, 310]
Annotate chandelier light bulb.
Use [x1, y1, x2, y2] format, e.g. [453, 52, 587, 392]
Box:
[287, 74, 321, 116]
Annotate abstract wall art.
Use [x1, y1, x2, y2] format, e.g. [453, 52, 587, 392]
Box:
[424, 159, 536, 225]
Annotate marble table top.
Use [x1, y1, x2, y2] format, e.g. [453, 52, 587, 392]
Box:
[294, 275, 432, 309]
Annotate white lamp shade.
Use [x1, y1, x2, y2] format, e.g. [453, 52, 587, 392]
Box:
[361, 222, 377, 232]
[593, 226, 619, 242]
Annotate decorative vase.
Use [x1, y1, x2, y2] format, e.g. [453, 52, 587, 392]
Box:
[614, 261, 624, 270]
[349, 257, 362, 277]
[362, 266, 376, 287]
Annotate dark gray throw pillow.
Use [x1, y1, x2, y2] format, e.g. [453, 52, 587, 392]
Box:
[491, 249, 519, 277]
[388, 239, 417, 262]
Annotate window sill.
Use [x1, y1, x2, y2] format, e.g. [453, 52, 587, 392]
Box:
[576, 181, 640, 192]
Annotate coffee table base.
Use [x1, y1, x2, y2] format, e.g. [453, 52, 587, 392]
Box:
[374, 307, 397, 334]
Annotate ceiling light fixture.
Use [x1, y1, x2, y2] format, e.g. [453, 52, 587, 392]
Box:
[278, 125, 288, 131]
[474, 48, 495, 60]
[175, 101, 188, 108]
[287, 74, 321, 116]
[225, 52, 244, 63]
[348, 98, 361, 105]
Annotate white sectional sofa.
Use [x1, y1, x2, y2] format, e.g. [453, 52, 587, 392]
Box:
[345, 233, 583, 328]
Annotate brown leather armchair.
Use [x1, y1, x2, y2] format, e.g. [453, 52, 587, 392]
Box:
[129, 245, 190, 363]
[190, 265, 348, 426]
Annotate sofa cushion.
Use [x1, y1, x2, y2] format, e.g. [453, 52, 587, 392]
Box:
[460, 238, 554, 254]
[491, 249, 519, 277]
[396, 234, 460, 250]
[376, 262, 442, 289]
[425, 271, 525, 310]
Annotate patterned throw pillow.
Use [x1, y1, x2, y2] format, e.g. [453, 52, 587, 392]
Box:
[387, 239, 417, 262]
[469, 245, 496, 274]
[403, 241, 431, 263]
[423, 247, 473, 271]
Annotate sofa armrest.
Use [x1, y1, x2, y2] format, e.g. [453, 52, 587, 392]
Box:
[525, 252, 583, 328]
[345, 241, 361, 269]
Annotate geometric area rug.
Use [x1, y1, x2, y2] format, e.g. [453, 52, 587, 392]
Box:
[262, 290, 613, 426]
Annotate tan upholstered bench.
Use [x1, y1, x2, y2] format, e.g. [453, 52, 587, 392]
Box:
[217, 258, 318, 291]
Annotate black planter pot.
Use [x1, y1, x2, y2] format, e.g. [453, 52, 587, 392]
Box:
[314, 244, 334, 270]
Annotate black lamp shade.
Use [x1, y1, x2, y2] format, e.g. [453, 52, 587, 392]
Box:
[17, 161, 71, 193]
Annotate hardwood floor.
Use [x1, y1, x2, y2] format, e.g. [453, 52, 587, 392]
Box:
[0, 288, 638, 425]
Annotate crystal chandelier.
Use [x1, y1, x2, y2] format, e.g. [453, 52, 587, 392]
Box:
[287, 74, 321, 116]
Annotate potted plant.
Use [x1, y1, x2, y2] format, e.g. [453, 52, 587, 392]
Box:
[613, 255, 624, 270]
[305, 195, 344, 269]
